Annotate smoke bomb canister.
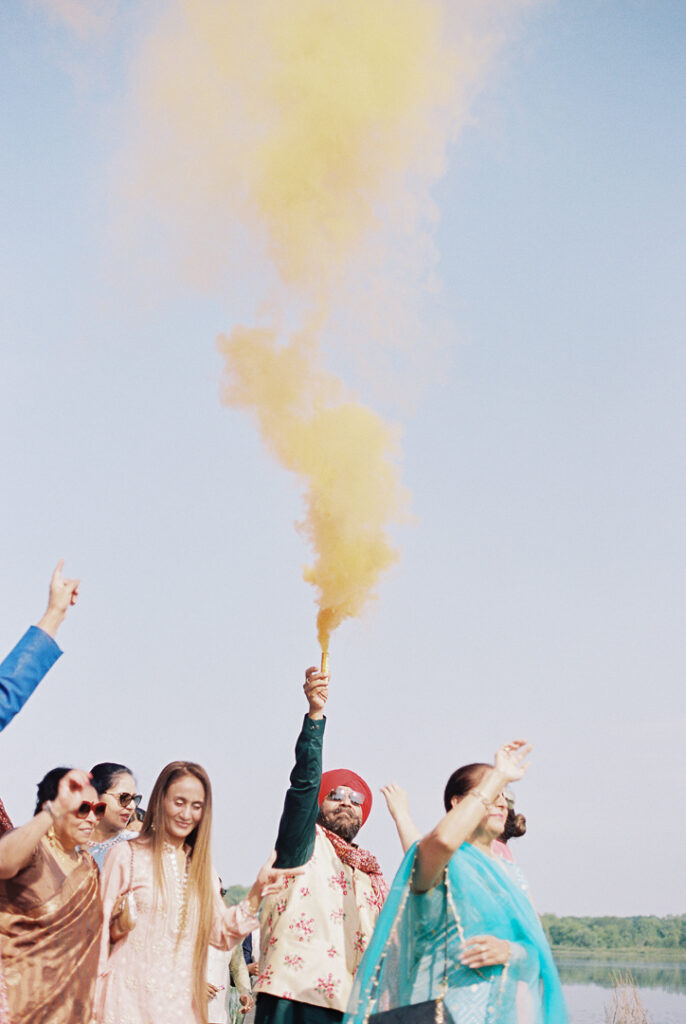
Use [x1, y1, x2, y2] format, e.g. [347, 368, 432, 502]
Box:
[321, 651, 329, 674]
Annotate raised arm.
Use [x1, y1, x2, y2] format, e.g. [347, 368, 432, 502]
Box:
[381, 784, 421, 853]
[414, 741, 531, 893]
[272, 666, 329, 869]
[0, 560, 79, 731]
[0, 769, 92, 879]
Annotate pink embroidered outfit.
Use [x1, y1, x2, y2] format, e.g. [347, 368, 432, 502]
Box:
[94, 840, 257, 1024]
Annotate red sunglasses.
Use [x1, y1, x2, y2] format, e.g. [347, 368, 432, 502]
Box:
[75, 801, 107, 821]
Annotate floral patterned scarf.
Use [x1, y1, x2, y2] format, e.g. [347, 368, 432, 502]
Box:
[321, 826, 389, 906]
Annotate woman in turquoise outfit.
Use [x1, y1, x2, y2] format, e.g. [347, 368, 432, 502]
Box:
[345, 742, 569, 1024]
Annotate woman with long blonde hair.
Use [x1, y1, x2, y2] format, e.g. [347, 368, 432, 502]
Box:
[95, 761, 293, 1024]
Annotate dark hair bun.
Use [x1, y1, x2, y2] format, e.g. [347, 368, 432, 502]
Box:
[511, 812, 527, 838]
[501, 808, 527, 843]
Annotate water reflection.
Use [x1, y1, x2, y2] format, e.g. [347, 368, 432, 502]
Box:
[555, 958, 686, 995]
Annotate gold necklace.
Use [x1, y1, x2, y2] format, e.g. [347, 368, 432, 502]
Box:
[46, 828, 81, 873]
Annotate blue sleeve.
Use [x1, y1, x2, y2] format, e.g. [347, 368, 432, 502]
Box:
[273, 715, 325, 869]
[0, 626, 62, 731]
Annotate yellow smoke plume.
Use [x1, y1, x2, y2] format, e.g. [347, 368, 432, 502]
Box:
[129, 0, 462, 292]
[217, 324, 408, 652]
[120, 0, 531, 650]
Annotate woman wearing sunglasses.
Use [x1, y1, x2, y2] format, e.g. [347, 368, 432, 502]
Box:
[87, 762, 142, 869]
[0, 767, 104, 1023]
[346, 743, 569, 1024]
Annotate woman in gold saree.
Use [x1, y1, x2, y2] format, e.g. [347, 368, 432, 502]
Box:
[0, 767, 104, 1023]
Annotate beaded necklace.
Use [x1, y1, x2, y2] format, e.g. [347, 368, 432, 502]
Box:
[163, 841, 189, 935]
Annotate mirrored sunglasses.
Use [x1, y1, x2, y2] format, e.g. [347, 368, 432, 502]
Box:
[76, 801, 107, 820]
[325, 786, 365, 806]
[106, 792, 142, 808]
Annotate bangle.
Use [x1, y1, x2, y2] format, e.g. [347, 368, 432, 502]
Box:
[467, 789, 493, 809]
[240, 896, 260, 918]
[44, 801, 58, 822]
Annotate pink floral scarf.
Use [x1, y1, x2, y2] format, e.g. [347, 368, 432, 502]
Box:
[321, 826, 389, 906]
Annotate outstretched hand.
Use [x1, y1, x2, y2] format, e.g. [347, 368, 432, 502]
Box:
[249, 851, 305, 910]
[37, 560, 80, 638]
[494, 740, 532, 783]
[381, 782, 421, 853]
[49, 559, 80, 611]
[304, 666, 329, 719]
[381, 783, 411, 823]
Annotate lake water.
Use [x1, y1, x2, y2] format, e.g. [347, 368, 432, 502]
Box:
[556, 958, 686, 1023]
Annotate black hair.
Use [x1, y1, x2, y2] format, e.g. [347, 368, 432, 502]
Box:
[501, 808, 527, 843]
[443, 763, 527, 845]
[443, 762, 490, 812]
[90, 762, 135, 797]
[34, 767, 71, 815]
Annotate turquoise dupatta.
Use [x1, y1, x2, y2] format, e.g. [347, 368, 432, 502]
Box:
[344, 842, 569, 1024]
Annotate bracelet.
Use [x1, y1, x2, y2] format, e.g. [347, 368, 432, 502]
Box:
[240, 896, 260, 918]
[44, 801, 58, 822]
[467, 789, 493, 809]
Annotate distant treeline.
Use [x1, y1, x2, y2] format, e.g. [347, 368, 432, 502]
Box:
[223, 890, 684, 953]
[541, 914, 686, 950]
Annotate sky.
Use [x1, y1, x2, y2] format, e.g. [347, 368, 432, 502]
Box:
[1, 0, 685, 917]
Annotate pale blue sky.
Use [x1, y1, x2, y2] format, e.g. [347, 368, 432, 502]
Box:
[1, 0, 684, 915]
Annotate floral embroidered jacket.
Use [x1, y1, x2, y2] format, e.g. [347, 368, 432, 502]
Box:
[255, 716, 385, 1014]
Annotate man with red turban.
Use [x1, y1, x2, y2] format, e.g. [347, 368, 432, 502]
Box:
[254, 666, 387, 1024]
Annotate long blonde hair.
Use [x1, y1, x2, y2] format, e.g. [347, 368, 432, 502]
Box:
[140, 761, 215, 1024]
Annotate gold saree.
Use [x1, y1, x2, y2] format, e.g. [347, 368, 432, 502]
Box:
[0, 839, 102, 1023]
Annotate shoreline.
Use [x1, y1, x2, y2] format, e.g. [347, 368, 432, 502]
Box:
[552, 947, 686, 963]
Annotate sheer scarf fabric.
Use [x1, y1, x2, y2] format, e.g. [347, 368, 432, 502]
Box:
[344, 842, 569, 1024]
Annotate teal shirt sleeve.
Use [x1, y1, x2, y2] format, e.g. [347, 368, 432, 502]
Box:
[274, 714, 326, 869]
[0, 626, 62, 731]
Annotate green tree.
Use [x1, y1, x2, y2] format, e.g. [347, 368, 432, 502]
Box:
[223, 883, 250, 906]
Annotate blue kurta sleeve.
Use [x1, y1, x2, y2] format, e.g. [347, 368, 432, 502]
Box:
[273, 714, 326, 869]
[0, 626, 62, 731]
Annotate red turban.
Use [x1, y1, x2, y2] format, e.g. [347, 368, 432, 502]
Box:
[319, 769, 373, 825]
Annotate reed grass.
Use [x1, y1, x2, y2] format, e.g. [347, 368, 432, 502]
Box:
[604, 971, 652, 1023]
